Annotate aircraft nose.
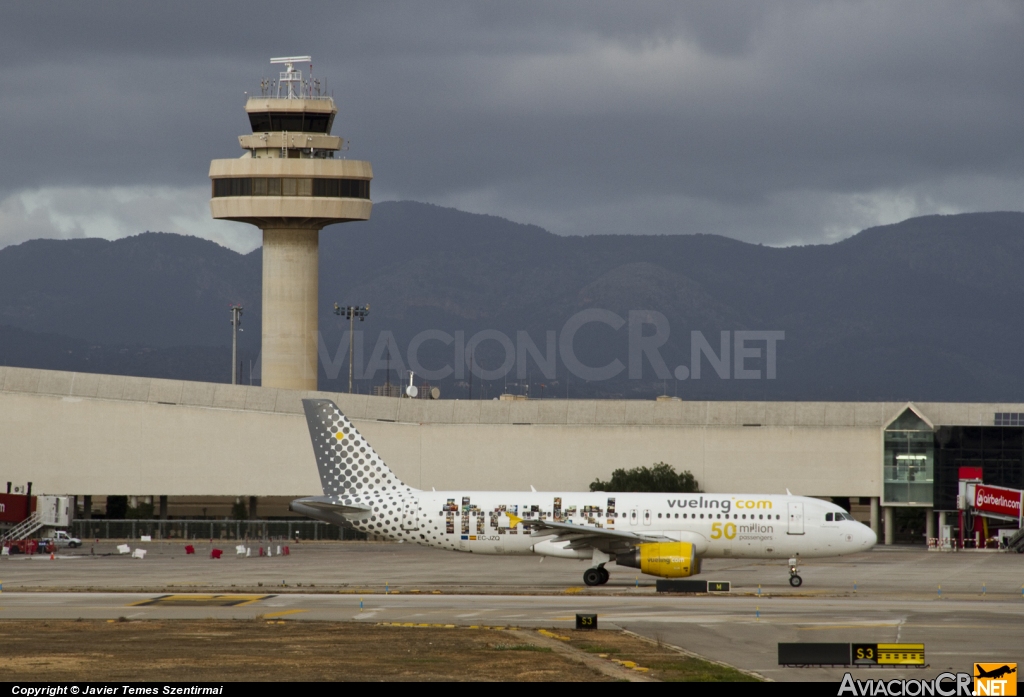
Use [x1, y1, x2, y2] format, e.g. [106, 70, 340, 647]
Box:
[862, 524, 878, 549]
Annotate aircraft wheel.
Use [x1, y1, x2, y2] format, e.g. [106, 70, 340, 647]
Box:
[789, 575, 803, 587]
[583, 568, 603, 587]
[598, 568, 610, 585]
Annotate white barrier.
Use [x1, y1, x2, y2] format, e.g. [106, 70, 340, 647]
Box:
[132, 548, 147, 559]
[117, 544, 131, 555]
[140, 535, 152, 542]
[236, 545, 246, 555]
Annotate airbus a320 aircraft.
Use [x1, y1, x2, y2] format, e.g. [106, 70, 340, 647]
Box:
[291, 400, 877, 587]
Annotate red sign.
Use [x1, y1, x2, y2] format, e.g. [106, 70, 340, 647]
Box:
[0, 494, 33, 523]
[974, 484, 1022, 519]
[959, 467, 984, 481]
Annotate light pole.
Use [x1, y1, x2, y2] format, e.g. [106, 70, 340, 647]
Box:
[229, 304, 243, 385]
[334, 303, 369, 393]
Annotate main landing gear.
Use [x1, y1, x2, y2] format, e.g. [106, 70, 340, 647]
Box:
[788, 557, 803, 587]
[583, 565, 610, 587]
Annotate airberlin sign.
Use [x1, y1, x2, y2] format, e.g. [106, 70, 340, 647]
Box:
[974, 484, 1023, 519]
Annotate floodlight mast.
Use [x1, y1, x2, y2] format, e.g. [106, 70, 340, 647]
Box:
[230, 304, 243, 385]
[334, 303, 370, 393]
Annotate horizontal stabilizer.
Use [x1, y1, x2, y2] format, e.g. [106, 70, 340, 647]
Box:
[289, 496, 372, 526]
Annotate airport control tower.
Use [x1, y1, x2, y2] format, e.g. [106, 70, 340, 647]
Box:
[210, 56, 372, 391]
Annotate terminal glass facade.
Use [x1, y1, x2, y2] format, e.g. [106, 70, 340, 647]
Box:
[934, 425, 1024, 511]
[883, 408, 934, 505]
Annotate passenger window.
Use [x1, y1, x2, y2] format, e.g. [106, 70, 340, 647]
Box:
[716, 514, 721, 519]
[674, 513, 679, 519]
[758, 514, 763, 520]
[825, 513, 833, 522]
[700, 514, 704, 519]
[658, 513, 662, 518]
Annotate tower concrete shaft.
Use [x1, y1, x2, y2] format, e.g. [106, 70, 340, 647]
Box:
[262, 228, 319, 389]
[209, 57, 372, 390]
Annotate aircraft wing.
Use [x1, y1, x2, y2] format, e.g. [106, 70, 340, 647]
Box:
[507, 514, 671, 546]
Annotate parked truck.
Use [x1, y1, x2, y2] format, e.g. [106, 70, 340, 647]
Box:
[3, 530, 81, 554]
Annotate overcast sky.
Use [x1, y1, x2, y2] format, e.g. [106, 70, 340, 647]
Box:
[0, 1, 1021, 252]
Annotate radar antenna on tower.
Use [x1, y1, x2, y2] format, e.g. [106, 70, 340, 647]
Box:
[270, 55, 312, 99]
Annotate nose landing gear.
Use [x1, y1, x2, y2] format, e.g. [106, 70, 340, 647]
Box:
[583, 565, 610, 586]
[788, 557, 802, 587]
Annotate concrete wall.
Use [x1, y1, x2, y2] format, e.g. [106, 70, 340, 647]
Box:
[1, 366, 1014, 499]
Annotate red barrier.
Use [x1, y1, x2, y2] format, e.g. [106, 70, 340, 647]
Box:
[184, 545, 195, 555]
[210, 549, 223, 559]
[258, 547, 264, 557]
[283, 546, 290, 556]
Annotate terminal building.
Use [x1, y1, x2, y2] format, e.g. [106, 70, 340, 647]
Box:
[3, 58, 1020, 547]
[1, 365, 1022, 545]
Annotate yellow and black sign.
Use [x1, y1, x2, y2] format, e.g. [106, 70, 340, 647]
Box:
[576, 613, 597, 630]
[974, 663, 1017, 696]
[131, 594, 272, 607]
[853, 643, 925, 666]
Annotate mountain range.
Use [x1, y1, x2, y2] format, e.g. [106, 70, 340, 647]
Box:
[1, 202, 1022, 402]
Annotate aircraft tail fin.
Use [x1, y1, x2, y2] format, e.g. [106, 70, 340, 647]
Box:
[301, 399, 413, 499]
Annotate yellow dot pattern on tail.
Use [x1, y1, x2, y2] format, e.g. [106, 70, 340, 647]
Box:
[302, 399, 417, 541]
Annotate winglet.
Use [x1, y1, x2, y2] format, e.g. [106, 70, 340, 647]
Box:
[530, 485, 537, 492]
[786, 488, 793, 496]
[507, 512, 525, 528]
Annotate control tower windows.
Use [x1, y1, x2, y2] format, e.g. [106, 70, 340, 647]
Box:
[248, 112, 332, 133]
[213, 177, 369, 199]
[312, 179, 369, 198]
[213, 178, 252, 197]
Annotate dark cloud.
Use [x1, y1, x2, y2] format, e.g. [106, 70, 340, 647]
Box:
[0, 1, 1021, 247]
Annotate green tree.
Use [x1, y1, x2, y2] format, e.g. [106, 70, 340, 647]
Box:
[589, 462, 700, 493]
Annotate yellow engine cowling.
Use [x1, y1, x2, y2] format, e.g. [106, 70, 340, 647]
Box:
[617, 542, 700, 578]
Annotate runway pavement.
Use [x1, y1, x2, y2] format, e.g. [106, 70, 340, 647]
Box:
[1, 541, 1022, 681]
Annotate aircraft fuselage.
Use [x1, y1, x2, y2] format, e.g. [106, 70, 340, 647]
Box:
[384, 491, 876, 560]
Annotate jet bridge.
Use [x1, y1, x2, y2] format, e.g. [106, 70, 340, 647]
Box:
[956, 479, 1022, 550]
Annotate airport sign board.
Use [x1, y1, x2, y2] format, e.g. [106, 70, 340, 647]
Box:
[974, 484, 1023, 520]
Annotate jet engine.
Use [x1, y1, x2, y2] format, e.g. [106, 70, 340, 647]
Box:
[616, 542, 700, 578]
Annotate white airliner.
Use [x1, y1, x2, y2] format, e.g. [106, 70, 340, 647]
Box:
[291, 399, 877, 587]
